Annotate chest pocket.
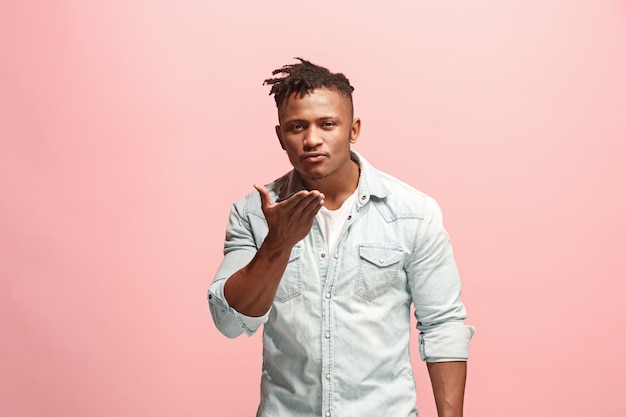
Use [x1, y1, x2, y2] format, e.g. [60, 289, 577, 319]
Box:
[355, 244, 404, 301]
[275, 244, 302, 302]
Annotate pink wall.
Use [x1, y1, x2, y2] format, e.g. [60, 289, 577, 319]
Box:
[2, 1, 625, 415]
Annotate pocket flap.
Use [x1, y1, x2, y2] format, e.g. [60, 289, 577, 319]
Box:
[358, 245, 404, 267]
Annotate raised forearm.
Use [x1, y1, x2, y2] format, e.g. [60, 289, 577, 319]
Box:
[223, 236, 292, 317]
[224, 185, 324, 317]
[427, 361, 467, 417]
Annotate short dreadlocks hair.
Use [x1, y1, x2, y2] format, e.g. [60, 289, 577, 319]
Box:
[263, 58, 355, 110]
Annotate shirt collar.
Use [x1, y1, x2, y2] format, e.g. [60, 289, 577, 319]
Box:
[350, 151, 391, 206]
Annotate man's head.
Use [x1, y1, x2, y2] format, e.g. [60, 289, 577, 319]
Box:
[264, 59, 361, 189]
[264, 58, 355, 116]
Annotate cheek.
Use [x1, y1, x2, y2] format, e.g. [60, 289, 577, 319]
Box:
[282, 140, 302, 159]
[337, 132, 353, 149]
[283, 138, 300, 152]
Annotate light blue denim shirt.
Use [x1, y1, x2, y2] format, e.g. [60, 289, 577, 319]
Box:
[209, 151, 474, 417]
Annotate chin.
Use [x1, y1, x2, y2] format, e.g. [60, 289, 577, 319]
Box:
[299, 169, 329, 181]
[305, 173, 328, 180]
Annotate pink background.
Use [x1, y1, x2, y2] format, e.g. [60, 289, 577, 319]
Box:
[2, 1, 625, 416]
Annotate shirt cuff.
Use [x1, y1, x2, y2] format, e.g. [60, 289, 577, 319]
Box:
[209, 278, 270, 336]
[418, 323, 475, 362]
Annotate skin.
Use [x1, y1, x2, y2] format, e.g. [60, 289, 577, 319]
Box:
[428, 361, 468, 417]
[223, 87, 467, 417]
[274, 87, 361, 209]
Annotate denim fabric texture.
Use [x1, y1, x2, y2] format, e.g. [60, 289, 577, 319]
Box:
[208, 151, 474, 417]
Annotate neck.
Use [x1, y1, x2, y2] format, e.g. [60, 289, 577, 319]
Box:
[302, 159, 360, 210]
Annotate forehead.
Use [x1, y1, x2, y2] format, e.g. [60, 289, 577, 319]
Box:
[278, 88, 352, 120]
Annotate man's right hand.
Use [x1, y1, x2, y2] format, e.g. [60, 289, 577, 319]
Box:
[254, 183, 325, 250]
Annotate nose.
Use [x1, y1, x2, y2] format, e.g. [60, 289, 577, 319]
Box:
[303, 126, 323, 150]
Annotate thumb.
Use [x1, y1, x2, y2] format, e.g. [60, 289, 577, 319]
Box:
[253, 183, 273, 208]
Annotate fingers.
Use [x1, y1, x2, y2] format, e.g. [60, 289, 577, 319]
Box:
[284, 190, 324, 210]
[253, 183, 274, 209]
[289, 192, 325, 223]
[254, 183, 325, 217]
[301, 192, 325, 217]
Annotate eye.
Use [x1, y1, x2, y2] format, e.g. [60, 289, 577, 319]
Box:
[322, 121, 335, 128]
[291, 123, 304, 131]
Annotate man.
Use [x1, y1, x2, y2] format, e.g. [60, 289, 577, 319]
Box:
[208, 58, 474, 417]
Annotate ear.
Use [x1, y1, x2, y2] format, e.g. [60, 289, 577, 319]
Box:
[350, 118, 361, 144]
[275, 125, 286, 150]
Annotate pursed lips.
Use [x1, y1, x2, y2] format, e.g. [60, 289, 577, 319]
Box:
[301, 152, 328, 161]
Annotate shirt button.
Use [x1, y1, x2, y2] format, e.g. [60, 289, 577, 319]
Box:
[325, 293, 331, 299]
[325, 373, 331, 380]
[379, 258, 384, 264]
[361, 195, 366, 200]
[347, 215, 352, 220]
[321, 253, 326, 258]
[326, 412, 331, 417]
[333, 253, 339, 259]
[325, 332, 331, 339]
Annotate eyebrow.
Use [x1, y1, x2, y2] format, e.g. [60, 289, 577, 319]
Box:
[283, 116, 337, 125]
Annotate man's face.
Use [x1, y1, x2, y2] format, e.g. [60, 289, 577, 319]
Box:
[275, 88, 360, 185]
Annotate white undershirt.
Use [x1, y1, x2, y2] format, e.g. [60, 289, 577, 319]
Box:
[316, 190, 358, 254]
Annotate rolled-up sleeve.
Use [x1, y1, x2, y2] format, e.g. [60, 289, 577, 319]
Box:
[208, 197, 270, 338]
[208, 279, 269, 338]
[407, 196, 475, 362]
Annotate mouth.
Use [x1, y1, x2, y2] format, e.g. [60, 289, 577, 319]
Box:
[301, 152, 328, 163]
